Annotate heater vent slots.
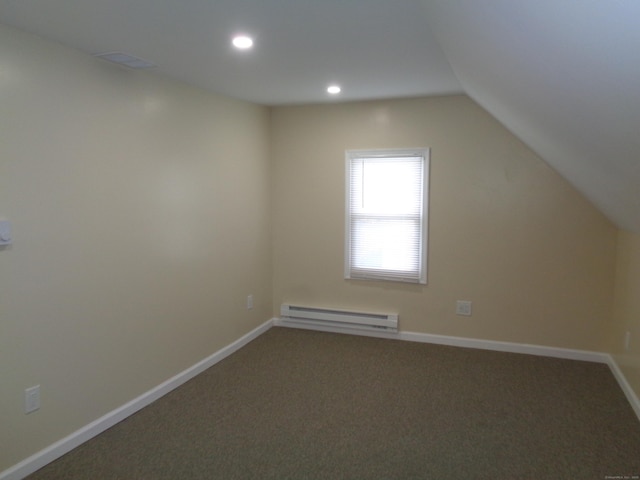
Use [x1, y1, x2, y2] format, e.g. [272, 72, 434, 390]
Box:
[280, 304, 398, 332]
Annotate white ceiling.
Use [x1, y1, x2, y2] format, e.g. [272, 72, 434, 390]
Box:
[0, 0, 462, 104]
[1, 0, 639, 231]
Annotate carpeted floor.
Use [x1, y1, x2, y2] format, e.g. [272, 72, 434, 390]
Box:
[27, 327, 640, 479]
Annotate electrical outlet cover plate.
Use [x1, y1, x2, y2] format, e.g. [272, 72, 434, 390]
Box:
[25, 385, 40, 414]
[456, 300, 472, 316]
[0, 220, 11, 245]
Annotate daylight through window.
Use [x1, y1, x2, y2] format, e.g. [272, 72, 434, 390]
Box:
[345, 148, 429, 284]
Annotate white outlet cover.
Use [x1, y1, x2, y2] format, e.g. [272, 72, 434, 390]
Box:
[456, 300, 472, 316]
[25, 385, 40, 414]
[0, 220, 11, 245]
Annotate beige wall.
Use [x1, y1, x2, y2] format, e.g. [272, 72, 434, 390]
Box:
[0, 25, 272, 470]
[271, 97, 617, 349]
[610, 231, 640, 400]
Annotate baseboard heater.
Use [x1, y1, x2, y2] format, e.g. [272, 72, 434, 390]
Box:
[280, 304, 398, 333]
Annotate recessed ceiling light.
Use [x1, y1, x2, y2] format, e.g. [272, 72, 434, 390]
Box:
[232, 35, 254, 50]
[327, 85, 341, 95]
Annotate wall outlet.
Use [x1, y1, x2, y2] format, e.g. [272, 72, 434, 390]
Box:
[456, 300, 472, 316]
[0, 219, 11, 246]
[624, 331, 631, 351]
[25, 385, 40, 414]
[247, 294, 253, 310]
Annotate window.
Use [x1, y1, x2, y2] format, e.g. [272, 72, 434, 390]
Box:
[345, 148, 429, 284]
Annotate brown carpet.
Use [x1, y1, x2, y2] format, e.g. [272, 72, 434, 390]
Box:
[27, 327, 640, 479]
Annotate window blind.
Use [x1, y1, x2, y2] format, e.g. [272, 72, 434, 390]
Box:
[345, 150, 428, 284]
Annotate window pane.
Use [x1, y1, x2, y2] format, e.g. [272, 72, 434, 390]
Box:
[350, 157, 423, 215]
[345, 148, 429, 284]
[351, 217, 421, 274]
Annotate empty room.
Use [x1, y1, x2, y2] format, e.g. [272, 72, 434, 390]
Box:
[1, 1, 639, 478]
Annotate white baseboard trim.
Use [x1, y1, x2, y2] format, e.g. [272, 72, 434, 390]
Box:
[0, 319, 275, 480]
[397, 330, 609, 363]
[605, 355, 640, 422]
[274, 318, 608, 363]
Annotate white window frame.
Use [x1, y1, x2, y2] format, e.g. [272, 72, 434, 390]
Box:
[345, 148, 429, 284]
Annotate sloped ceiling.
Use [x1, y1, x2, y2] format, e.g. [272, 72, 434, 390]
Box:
[1, 0, 639, 231]
[420, 0, 640, 232]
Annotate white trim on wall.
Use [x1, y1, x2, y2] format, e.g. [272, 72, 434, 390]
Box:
[0, 319, 276, 480]
[606, 356, 640, 421]
[273, 317, 608, 362]
[397, 330, 609, 363]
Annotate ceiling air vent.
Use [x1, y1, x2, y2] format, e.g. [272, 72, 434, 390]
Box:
[94, 52, 156, 69]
